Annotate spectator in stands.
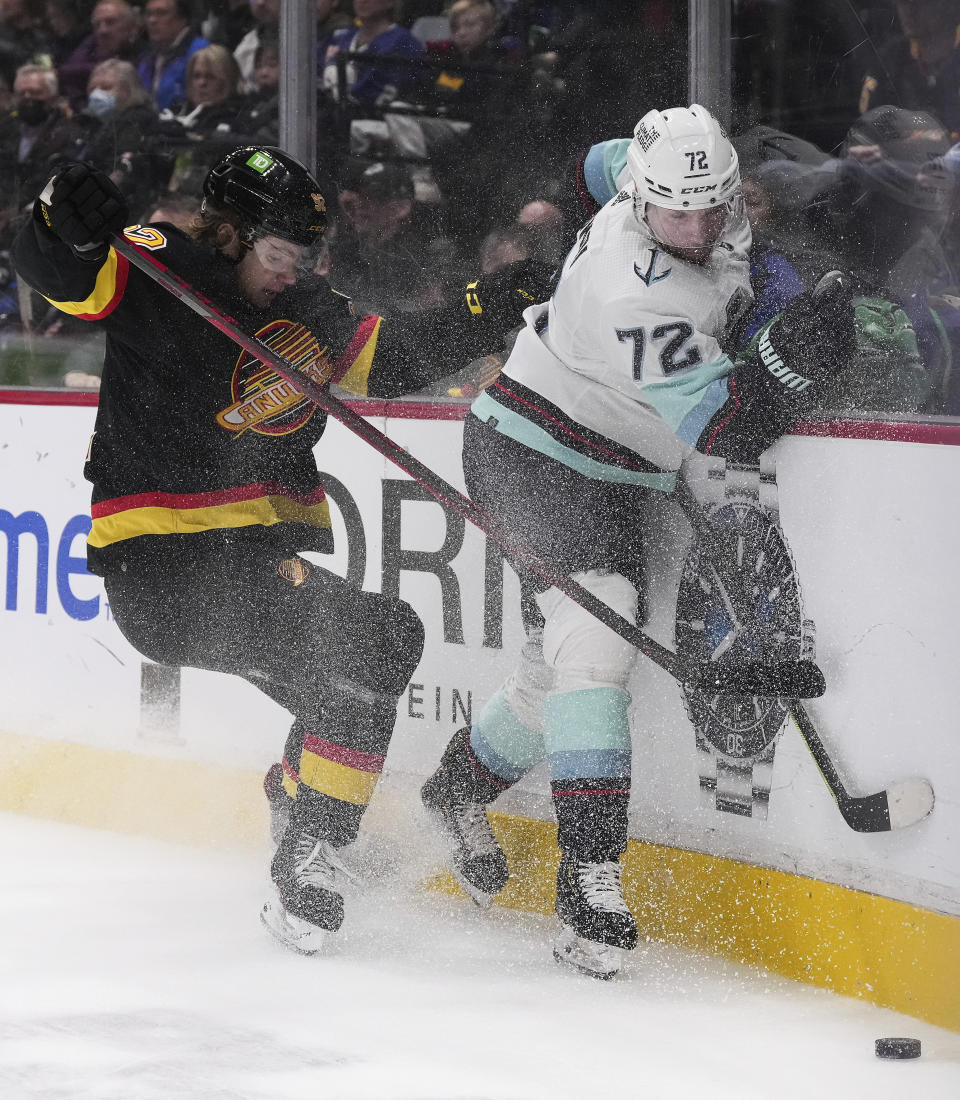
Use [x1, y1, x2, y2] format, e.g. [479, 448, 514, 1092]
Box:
[0, 63, 83, 226]
[252, 31, 278, 94]
[859, 0, 960, 140]
[738, 109, 959, 414]
[199, 0, 257, 51]
[479, 223, 529, 274]
[0, 0, 52, 77]
[826, 108, 959, 411]
[515, 197, 564, 266]
[322, 0, 425, 108]
[45, 1, 87, 68]
[139, 0, 209, 111]
[159, 43, 249, 148]
[233, 0, 278, 93]
[58, 1, 145, 111]
[235, 31, 280, 143]
[424, 0, 517, 119]
[474, 198, 565, 275]
[449, 0, 505, 55]
[79, 59, 162, 194]
[156, 44, 252, 193]
[732, 125, 836, 337]
[189, 43, 247, 132]
[84, 59, 171, 217]
[316, 0, 353, 61]
[330, 157, 461, 311]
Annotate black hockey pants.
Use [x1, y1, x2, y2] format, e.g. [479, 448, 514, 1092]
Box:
[104, 543, 424, 846]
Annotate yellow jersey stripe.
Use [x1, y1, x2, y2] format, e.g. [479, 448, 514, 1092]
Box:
[88, 494, 331, 548]
[43, 247, 126, 319]
[298, 749, 380, 806]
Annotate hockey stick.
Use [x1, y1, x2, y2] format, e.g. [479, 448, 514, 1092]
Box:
[672, 481, 935, 832]
[788, 698, 933, 832]
[111, 231, 821, 699]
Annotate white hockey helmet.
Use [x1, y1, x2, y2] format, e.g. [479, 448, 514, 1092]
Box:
[626, 104, 741, 211]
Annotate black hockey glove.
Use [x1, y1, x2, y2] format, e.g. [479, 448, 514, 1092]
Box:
[462, 259, 556, 327]
[38, 163, 128, 252]
[703, 272, 856, 465]
[746, 270, 856, 409]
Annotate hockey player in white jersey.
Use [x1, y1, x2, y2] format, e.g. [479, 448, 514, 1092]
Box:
[421, 104, 854, 978]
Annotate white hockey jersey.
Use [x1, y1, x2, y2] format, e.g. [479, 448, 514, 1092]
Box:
[471, 190, 753, 492]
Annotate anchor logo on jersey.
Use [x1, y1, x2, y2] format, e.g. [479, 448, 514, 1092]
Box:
[634, 248, 672, 286]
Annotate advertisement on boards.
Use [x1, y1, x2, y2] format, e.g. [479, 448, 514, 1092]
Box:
[0, 399, 957, 917]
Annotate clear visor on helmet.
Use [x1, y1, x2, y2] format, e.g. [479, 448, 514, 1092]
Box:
[640, 195, 740, 258]
[252, 235, 325, 277]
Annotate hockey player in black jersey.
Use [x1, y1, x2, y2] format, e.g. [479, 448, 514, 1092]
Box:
[13, 146, 548, 956]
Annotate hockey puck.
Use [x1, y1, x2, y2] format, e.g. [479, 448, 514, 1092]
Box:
[875, 1037, 921, 1060]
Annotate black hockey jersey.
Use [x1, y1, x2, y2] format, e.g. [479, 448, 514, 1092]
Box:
[13, 212, 490, 574]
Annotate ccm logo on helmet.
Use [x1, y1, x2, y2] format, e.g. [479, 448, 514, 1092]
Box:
[759, 328, 813, 392]
[681, 184, 718, 194]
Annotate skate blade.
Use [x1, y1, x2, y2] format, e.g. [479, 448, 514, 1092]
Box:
[451, 866, 497, 910]
[552, 926, 621, 980]
[260, 899, 330, 957]
[424, 806, 503, 909]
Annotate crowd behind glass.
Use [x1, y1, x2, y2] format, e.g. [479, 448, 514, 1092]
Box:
[0, 0, 958, 419]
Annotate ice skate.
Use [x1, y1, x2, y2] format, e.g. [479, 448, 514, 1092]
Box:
[260, 898, 332, 956]
[421, 731, 510, 908]
[553, 923, 624, 980]
[263, 762, 291, 846]
[552, 854, 638, 979]
[262, 825, 359, 956]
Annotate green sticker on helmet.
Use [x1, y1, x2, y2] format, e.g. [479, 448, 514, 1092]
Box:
[246, 151, 275, 174]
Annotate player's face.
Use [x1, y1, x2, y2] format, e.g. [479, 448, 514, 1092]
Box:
[645, 203, 728, 264]
[237, 236, 304, 307]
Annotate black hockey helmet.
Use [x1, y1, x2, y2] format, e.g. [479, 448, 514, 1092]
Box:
[203, 146, 327, 247]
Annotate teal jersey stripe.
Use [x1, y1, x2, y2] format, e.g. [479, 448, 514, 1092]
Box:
[472, 687, 545, 779]
[471, 389, 678, 491]
[546, 748, 633, 782]
[543, 688, 632, 755]
[642, 355, 735, 446]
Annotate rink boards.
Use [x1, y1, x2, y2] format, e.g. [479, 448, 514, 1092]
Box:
[0, 392, 958, 1032]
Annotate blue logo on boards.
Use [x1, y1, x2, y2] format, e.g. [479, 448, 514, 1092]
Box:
[0, 509, 99, 621]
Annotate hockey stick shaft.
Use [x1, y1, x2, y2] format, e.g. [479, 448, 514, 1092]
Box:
[112, 234, 692, 677]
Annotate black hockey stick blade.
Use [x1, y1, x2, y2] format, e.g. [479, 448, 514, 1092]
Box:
[688, 658, 826, 699]
[788, 701, 934, 832]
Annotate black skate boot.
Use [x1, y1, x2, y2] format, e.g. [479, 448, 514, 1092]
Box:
[260, 822, 359, 956]
[263, 762, 292, 846]
[421, 727, 511, 908]
[553, 852, 638, 979]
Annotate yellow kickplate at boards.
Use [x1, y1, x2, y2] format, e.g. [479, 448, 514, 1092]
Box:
[427, 809, 960, 1034]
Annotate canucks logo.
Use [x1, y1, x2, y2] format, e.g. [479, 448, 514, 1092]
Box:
[216, 319, 333, 436]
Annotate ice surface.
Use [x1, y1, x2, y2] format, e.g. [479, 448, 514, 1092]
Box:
[1, 812, 958, 1100]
